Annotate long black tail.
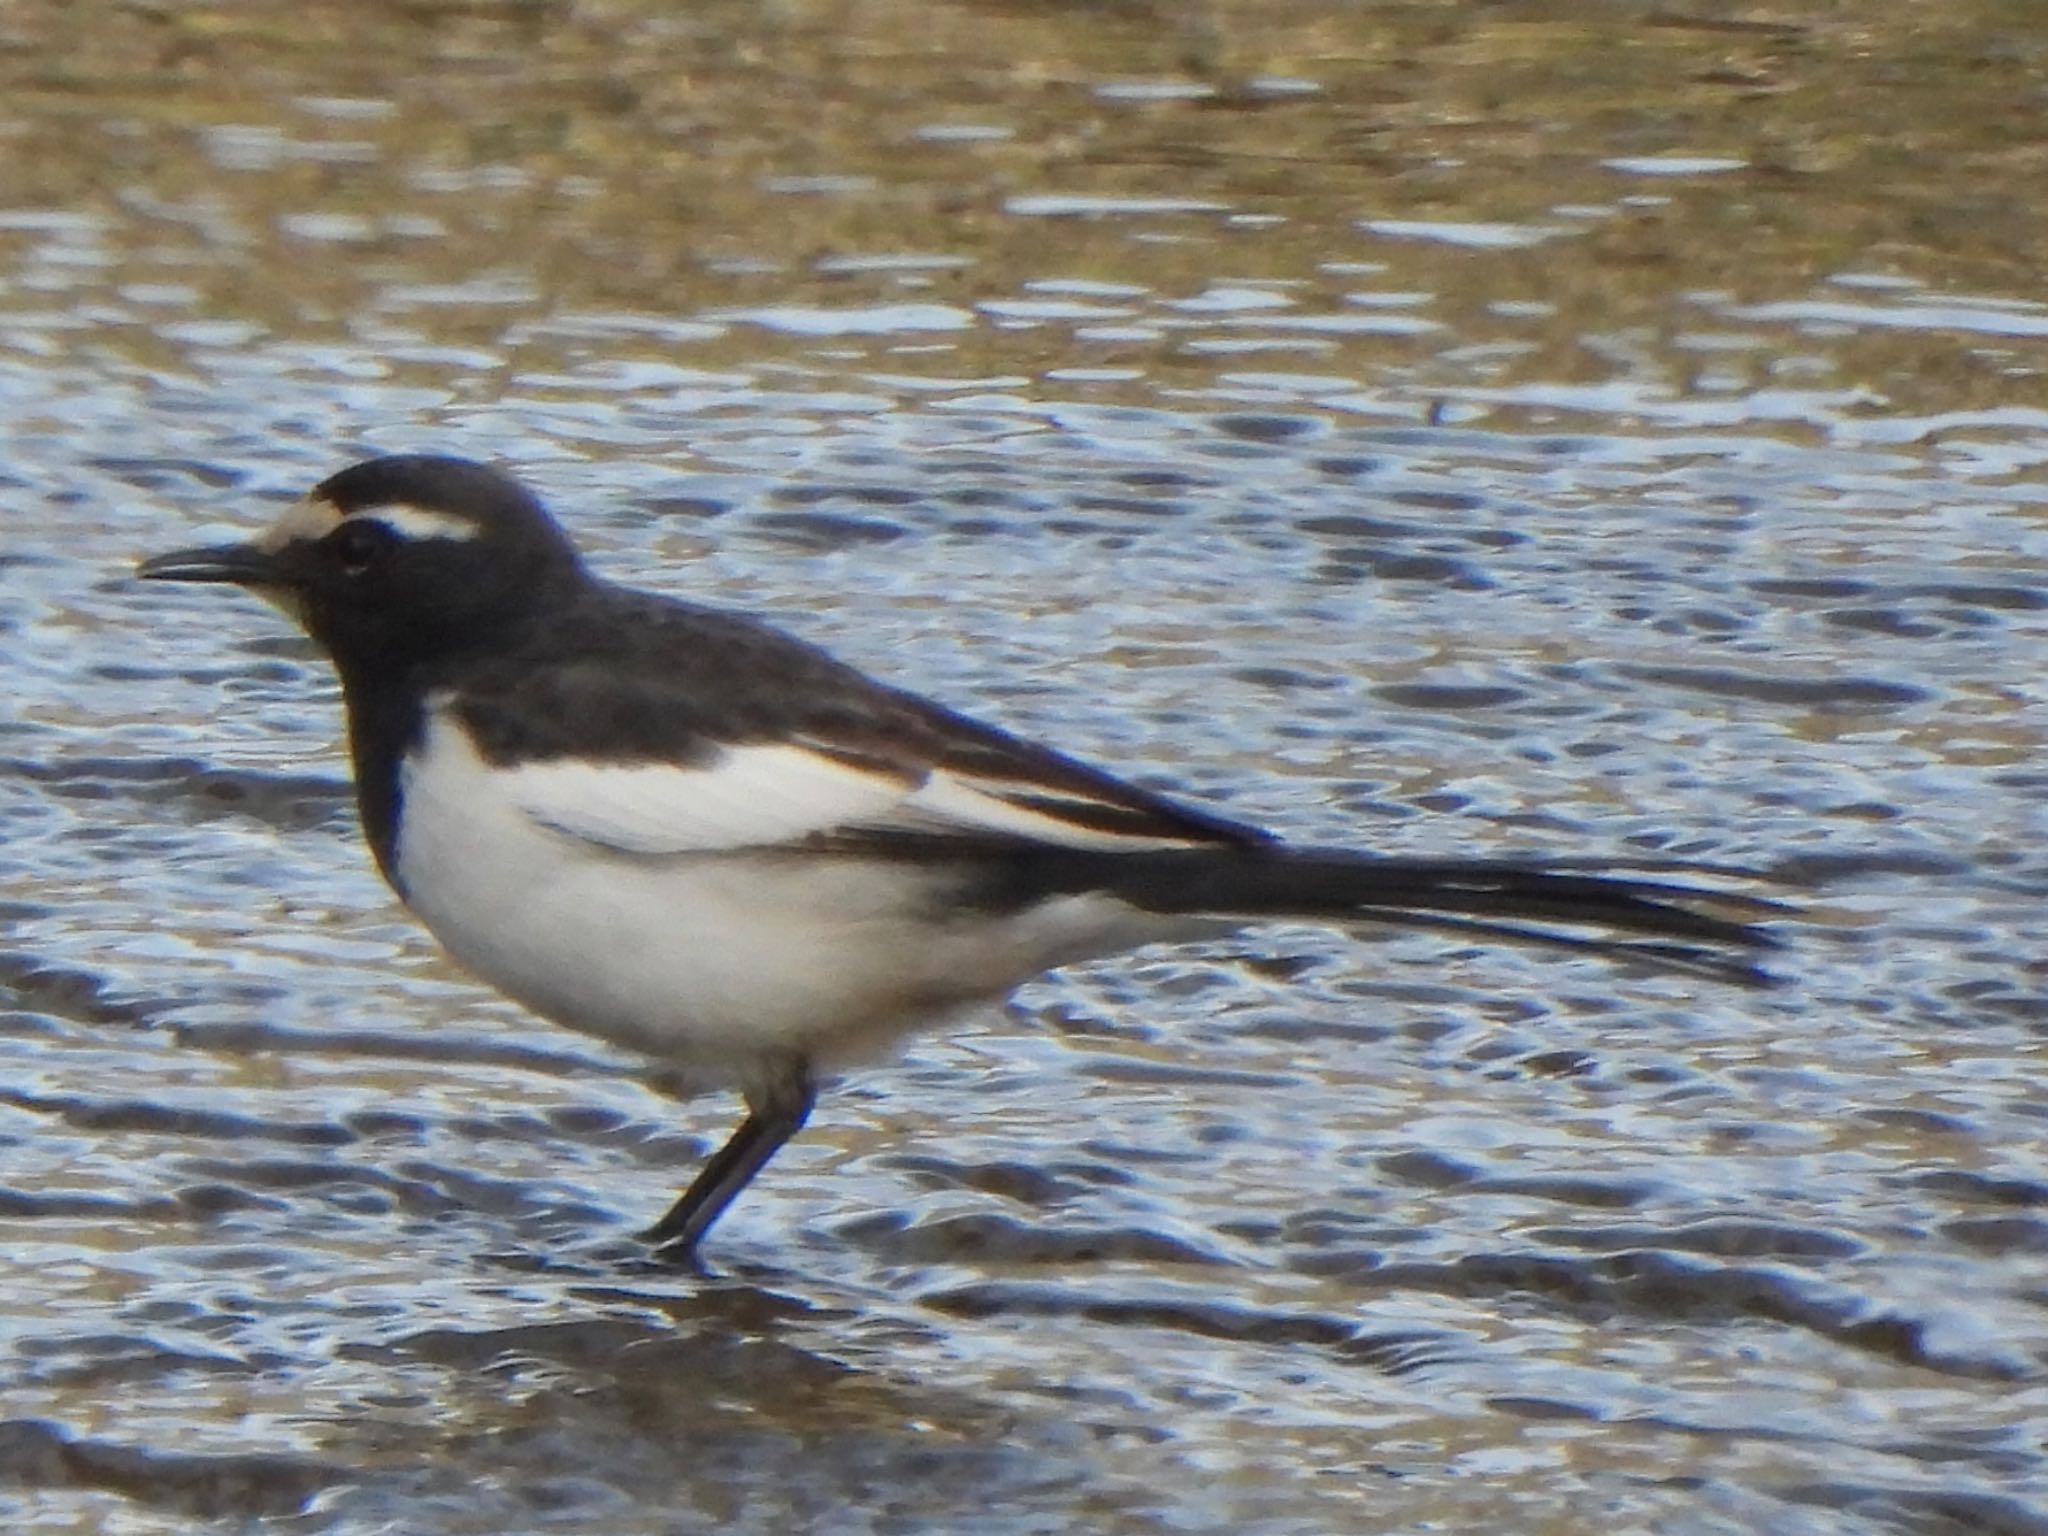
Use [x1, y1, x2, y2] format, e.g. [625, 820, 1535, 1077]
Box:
[1000, 846, 1788, 986]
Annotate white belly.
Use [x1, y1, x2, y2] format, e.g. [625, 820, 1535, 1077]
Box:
[391, 728, 1199, 1087]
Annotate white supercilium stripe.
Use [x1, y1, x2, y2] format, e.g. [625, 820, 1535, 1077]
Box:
[353, 505, 482, 542]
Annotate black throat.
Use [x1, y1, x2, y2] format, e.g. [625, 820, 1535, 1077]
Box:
[334, 655, 433, 894]
[315, 557, 585, 894]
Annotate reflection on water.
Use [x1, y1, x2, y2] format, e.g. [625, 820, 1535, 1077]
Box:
[2, 2, 2045, 1532]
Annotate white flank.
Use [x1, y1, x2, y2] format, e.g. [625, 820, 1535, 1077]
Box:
[392, 713, 1210, 1081]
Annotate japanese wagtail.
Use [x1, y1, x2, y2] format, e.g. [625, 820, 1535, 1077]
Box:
[137, 455, 1783, 1262]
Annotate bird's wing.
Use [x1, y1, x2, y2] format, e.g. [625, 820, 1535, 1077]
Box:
[451, 591, 1270, 859]
[501, 736, 1245, 856]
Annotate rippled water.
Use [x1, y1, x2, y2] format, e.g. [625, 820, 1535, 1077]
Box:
[2, 3, 2045, 1532]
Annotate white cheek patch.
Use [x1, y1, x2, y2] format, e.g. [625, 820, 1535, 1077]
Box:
[351, 504, 482, 543]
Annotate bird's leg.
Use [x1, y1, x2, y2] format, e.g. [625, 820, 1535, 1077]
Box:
[642, 1064, 816, 1260]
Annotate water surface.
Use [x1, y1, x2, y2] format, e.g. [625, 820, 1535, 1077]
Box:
[1, 3, 2044, 1532]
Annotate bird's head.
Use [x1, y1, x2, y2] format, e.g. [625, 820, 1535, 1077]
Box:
[138, 455, 584, 666]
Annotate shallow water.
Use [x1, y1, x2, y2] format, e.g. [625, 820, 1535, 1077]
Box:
[2, 2, 2045, 1532]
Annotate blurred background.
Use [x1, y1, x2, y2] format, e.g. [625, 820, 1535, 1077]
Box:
[1, 2, 2044, 1532]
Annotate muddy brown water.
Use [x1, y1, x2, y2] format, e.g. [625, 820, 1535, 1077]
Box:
[1, 3, 2044, 1532]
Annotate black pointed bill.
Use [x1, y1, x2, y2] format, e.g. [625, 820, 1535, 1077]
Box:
[137, 541, 283, 586]
[137, 540, 311, 626]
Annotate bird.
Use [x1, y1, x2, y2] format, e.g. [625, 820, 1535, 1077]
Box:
[137, 454, 1784, 1263]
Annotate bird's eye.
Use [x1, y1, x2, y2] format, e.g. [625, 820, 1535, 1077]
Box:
[330, 519, 390, 577]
